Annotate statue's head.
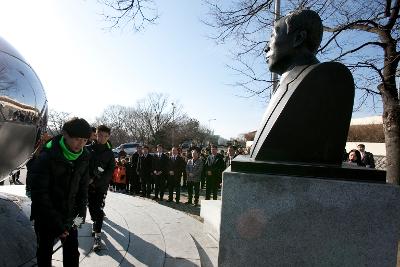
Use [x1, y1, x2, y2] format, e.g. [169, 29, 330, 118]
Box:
[265, 9, 323, 75]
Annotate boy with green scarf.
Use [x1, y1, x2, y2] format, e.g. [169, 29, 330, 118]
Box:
[29, 117, 91, 267]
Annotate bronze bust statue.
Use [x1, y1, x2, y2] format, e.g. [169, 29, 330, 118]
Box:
[250, 9, 355, 165]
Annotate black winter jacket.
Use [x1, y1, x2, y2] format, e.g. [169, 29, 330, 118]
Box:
[138, 154, 153, 178]
[167, 155, 186, 180]
[204, 153, 225, 180]
[29, 135, 90, 235]
[87, 141, 115, 193]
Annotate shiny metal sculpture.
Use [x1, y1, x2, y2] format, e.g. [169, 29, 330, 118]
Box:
[0, 36, 48, 180]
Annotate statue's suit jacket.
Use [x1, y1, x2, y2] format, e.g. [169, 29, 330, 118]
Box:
[250, 62, 354, 165]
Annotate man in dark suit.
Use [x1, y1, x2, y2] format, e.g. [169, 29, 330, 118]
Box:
[137, 145, 153, 197]
[357, 144, 376, 168]
[129, 146, 142, 194]
[224, 145, 237, 168]
[167, 146, 186, 203]
[204, 145, 225, 200]
[152, 144, 168, 200]
[87, 125, 115, 251]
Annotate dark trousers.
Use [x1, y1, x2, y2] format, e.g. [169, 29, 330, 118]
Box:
[187, 181, 200, 203]
[154, 174, 166, 199]
[34, 222, 79, 267]
[168, 175, 181, 201]
[130, 174, 141, 194]
[88, 190, 106, 233]
[125, 175, 130, 192]
[205, 175, 218, 200]
[182, 175, 187, 189]
[12, 170, 20, 184]
[141, 174, 152, 197]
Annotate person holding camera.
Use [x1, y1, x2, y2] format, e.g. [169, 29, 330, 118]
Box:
[87, 125, 115, 251]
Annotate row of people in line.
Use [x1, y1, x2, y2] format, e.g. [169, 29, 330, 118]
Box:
[112, 143, 238, 205]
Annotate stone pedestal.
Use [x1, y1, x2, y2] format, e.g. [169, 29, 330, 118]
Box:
[219, 163, 400, 267]
[200, 200, 221, 241]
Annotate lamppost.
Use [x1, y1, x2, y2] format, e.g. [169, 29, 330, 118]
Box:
[271, 0, 281, 93]
[171, 102, 176, 146]
[208, 118, 216, 134]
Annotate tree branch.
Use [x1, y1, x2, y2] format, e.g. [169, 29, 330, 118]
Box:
[333, 41, 386, 61]
[320, 19, 384, 53]
[386, 0, 400, 29]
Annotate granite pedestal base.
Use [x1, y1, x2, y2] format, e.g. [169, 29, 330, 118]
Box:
[200, 200, 221, 242]
[219, 168, 400, 267]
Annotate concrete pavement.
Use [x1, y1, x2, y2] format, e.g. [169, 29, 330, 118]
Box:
[0, 185, 218, 267]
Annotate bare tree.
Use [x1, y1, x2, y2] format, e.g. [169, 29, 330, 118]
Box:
[95, 93, 214, 149]
[203, 0, 275, 97]
[47, 109, 71, 136]
[174, 118, 211, 147]
[95, 105, 132, 145]
[96, 94, 184, 146]
[99, 0, 159, 30]
[205, 0, 400, 184]
[135, 93, 184, 145]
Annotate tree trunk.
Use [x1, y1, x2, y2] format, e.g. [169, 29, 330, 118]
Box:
[380, 83, 400, 184]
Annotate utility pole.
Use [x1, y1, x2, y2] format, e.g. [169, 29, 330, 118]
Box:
[272, 0, 281, 92]
[171, 102, 175, 147]
[208, 118, 216, 137]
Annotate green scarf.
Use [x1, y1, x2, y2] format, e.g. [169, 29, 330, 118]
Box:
[59, 136, 83, 161]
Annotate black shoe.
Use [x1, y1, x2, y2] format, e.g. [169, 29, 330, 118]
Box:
[152, 197, 159, 200]
[167, 199, 173, 202]
[93, 236, 101, 251]
[185, 201, 192, 205]
[176, 200, 180, 204]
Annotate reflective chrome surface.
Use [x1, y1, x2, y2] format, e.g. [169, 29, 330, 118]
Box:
[0, 36, 48, 180]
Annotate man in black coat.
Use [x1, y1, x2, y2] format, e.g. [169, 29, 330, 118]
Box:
[129, 146, 142, 194]
[167, 147, 186, 203]
[152, 144, 168, 200]
[87, 125, 115, 251]
[224, 145, 237, 168]
[29, 117, 92, 267]
[357, 144, 376, 168]
[138, 145, 153, 197]
[204, 145, 225, 200]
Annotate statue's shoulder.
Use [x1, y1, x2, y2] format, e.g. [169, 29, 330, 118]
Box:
[290, 61, 351, 78]
[282, 62, 353, 89]
[313, 61, 351, 73]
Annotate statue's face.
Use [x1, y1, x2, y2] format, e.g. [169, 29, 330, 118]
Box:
[265, 18, 295, 75]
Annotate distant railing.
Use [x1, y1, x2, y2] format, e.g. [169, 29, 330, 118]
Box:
[374, 155, 386, 170]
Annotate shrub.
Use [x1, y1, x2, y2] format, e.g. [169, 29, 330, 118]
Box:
[347, 124, 384, 142]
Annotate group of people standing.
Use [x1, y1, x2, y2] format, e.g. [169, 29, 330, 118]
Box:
[113, 143, 234, 206]
[26, 117, 240, 267]
[345, 143, 376, 168]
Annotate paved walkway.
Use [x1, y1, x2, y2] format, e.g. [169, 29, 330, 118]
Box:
[0, 185, 218, 267]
